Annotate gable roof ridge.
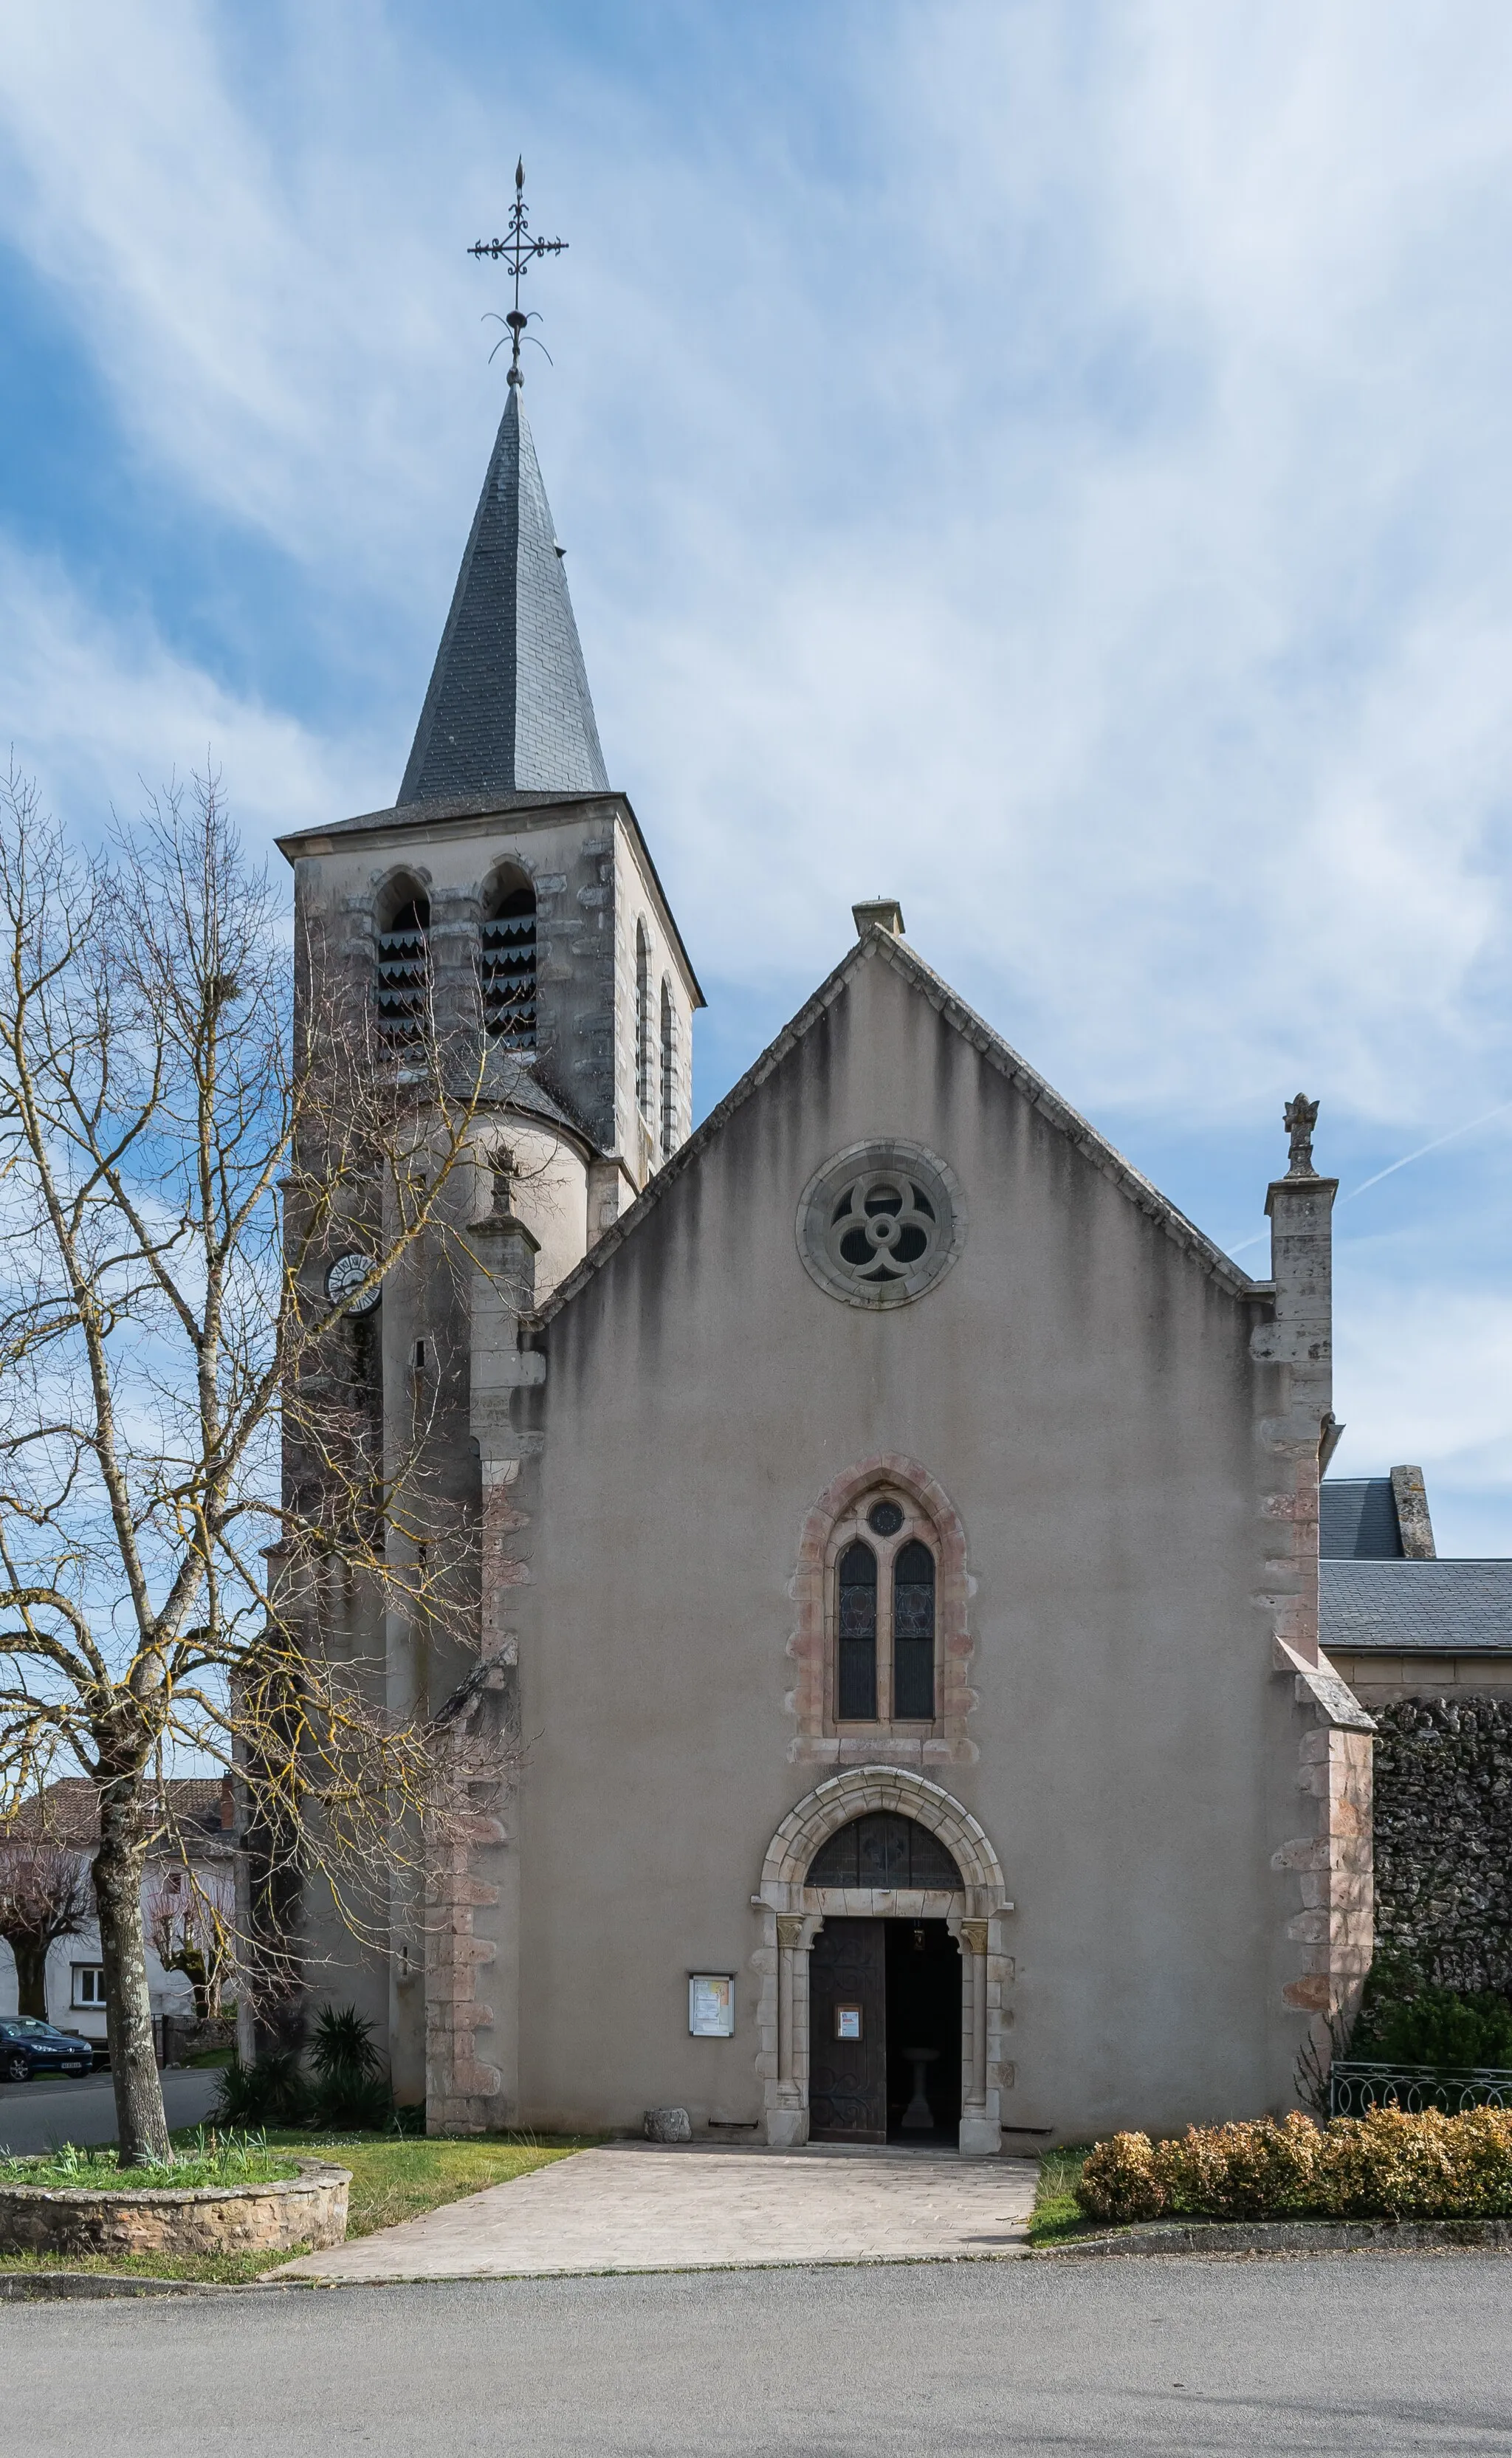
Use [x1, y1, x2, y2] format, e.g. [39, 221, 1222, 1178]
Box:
[534, 926, 1265, 1326]
[867, 930, 1262, 1297]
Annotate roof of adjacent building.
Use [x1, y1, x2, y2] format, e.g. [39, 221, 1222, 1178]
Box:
[398, 389, 609, 806]
[1322, 1560, 1512, 1652]
[4, 1777, 233, 1853]
[1320, 1477, 1405, 1559]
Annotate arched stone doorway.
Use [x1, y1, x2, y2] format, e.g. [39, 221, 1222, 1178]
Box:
[754, 1767, 1014, 2155]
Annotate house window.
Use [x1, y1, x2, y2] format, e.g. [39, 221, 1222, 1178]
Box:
[659, 982, 676, 1158]
[481, 877, 537, 1049]
[377, 893, 430, 1048]
[836, 1540, 878, 1719]
[831, 1496, 939, 1727]
[634, 924, 651, 1115]
[72, 1966, 106, 2008]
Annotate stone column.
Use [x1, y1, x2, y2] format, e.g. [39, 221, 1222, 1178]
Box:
[768, 1914, 819, 2149]
[954, 1918, 998, 2156]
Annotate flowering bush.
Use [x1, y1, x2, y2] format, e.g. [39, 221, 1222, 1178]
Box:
[1074, 2104, 1512, 2226]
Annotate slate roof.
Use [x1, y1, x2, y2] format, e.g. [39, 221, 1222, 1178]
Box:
[1321, 1477, 1404, 1559]
[537, 924, 1271, 1326]
[398, 390, 609, 805]
[1322, 1561, 1512, 1653]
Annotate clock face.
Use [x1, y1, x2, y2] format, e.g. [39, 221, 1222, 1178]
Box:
[326, 1251, 380, 1314]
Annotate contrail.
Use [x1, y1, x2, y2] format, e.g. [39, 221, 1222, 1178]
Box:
[1226, 1095, 1512, 1259]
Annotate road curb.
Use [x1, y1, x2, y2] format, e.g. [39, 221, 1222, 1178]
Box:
[1036, 2217, 1512, 2257]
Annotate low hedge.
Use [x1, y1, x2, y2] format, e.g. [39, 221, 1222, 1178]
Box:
[1076, 2107, 1512, 2225]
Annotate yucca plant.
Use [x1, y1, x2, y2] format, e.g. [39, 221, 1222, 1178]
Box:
[310, 2002, 393, 2129]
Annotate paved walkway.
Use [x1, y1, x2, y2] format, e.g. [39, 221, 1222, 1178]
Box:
[278, 2139, 1040, 2282]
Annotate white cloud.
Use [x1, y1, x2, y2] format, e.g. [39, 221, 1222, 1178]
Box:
[0, 540, 376, 854]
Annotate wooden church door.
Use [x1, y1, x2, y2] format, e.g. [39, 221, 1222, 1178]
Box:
[808, 1918, 886, 2142]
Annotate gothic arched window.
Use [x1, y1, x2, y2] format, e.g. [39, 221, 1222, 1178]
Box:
[659, 981, 676, 1158]
[377, 890, 430, 1048]
[892, 1540, 936, 1720]
[830, 1494, 939, 1728]
[481, 874, 537, 1050]
[836, 1540, 877, 1720]
[634, 924, 651, 1116]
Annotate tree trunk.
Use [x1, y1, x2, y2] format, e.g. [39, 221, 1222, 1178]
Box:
[12, 1940, 48, 2019]
[93, 1780, 171, 2166]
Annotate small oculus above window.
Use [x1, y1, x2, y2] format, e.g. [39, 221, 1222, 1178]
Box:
[796, 1141, 964, 1308]
[326, 1251, 381, 1314]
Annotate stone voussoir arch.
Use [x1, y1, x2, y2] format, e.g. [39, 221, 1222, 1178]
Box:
[761, 1764, 1008, 1918]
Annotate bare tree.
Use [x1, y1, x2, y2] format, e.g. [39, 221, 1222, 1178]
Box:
[0, 1828, 92, 2018]
[0, 763, 505, 2163]
[145, 1865, 234, 2020]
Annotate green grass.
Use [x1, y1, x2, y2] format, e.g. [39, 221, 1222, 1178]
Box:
[1028, 2144, 1096, 2248]
[0, 2126, 593, 2287]
[0, 2135, 299, 2194]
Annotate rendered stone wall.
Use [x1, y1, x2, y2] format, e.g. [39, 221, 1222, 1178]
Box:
[1372, 1697, 1512, 1993]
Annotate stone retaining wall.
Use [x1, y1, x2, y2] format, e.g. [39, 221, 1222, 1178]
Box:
[0, 2159, 349, 2259]
[1373, 1698, 1512, 1992]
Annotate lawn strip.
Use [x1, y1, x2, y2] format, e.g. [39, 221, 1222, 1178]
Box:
[1028, 2145, 1095, 2248]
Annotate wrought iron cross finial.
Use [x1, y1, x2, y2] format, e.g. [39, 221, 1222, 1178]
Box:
[469, 157, 568, 389]
[1283, 1093, 1320, 1178]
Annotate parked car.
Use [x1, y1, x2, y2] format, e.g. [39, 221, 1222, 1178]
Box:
[0, 2016, 94, 2081]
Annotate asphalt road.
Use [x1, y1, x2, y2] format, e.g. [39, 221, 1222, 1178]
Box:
[4, 2256, 1511, 2454]
[0, 2064, 221, 2155]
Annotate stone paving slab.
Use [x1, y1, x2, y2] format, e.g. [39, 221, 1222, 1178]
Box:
[276, 2140, 1040, 2282]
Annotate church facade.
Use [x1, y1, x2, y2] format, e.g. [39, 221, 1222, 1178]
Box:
[278, 374, 1375, 2152]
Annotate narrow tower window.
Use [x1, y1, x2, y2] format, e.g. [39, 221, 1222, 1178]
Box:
[659, 982, 676, 1159]
[892, 1539, 937, 1719]
[836, 1541, 878, 1720]
[481, 877, 537, 1050]
[377, 894, 430, 1048]
[635, 924, 651, 1116]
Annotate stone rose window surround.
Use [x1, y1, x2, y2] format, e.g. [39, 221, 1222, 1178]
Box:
[796, 1140, 966, 1308]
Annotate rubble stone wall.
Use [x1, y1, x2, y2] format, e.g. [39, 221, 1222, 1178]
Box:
[1373, 1697, 1512, 1994]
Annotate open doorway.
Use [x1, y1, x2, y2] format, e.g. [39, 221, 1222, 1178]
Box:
[885, 1919, 961, 2143]
[808, 1916, 962, 2144]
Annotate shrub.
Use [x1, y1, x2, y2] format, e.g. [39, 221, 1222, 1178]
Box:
[1074, 2104, 1512, 2228]
[1075, 2132, 1167, 2224]
[309, 2002, 394, 2130]
[1158, 2113, 1320, 2220]
[210, 2048, 312, 2128]
[1357, 1985, 1512, 2073]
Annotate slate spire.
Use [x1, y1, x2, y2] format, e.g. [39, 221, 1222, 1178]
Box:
[398, 387, 609, 805]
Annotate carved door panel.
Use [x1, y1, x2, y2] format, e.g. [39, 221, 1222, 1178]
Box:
[808, 1918, 886, 2143]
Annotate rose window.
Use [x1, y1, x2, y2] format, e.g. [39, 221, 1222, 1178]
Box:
[796, 1141, 964, 1308]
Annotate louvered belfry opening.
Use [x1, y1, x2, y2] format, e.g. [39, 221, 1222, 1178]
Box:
[377, 894, 430, 1048]
[482, 879, 538, 1051]
[659, 982, 676, 1158]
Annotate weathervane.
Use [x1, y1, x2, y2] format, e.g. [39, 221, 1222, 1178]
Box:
[469, 158, 568, 388]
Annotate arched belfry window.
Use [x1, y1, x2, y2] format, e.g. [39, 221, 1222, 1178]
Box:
[482, 874, 537, 1050]
[659, 981, 676, 1158]
[377, 890, 430, 1048]
[830, 1494, 939, 1728]
[634, 924, 651, 1116]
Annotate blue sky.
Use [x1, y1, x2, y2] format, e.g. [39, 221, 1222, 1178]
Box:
[1, 2, 1511, 1548]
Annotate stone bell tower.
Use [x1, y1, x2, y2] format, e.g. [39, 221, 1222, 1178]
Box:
[278, 307, 702, 2119]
